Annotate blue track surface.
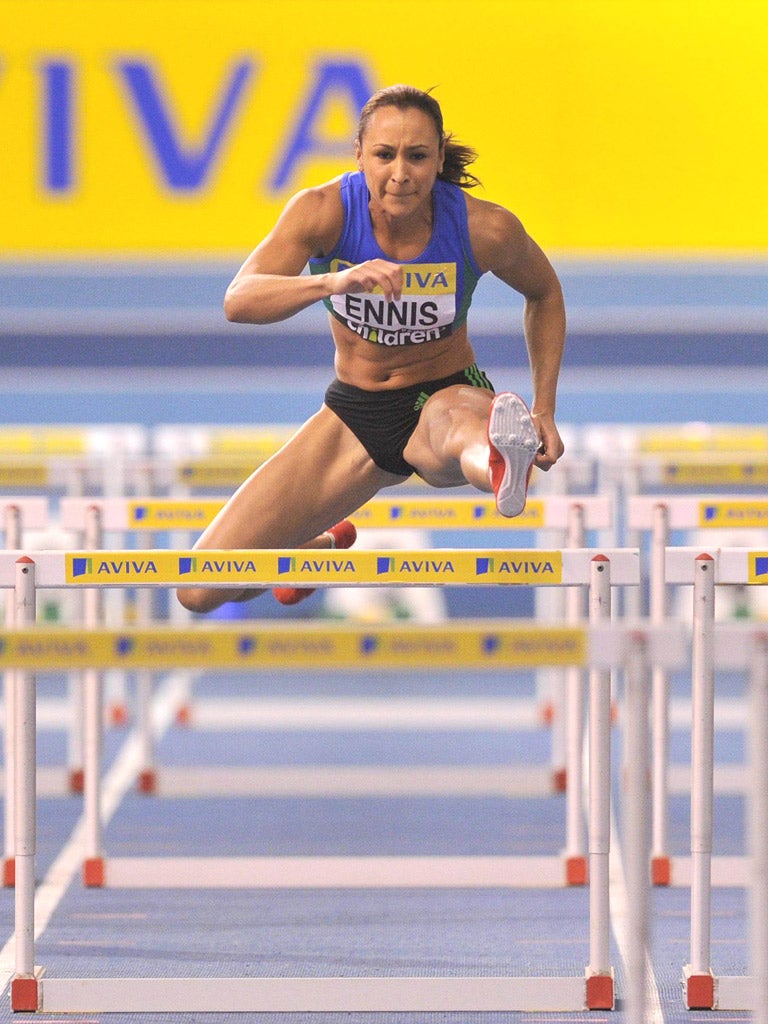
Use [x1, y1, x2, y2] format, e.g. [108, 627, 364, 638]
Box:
[0, 259, 765, 1019]
[0, 654, 756, 1023]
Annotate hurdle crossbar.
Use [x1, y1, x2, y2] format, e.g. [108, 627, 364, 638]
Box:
[0, 547, 639, 589]
[59, 494, 614, 533]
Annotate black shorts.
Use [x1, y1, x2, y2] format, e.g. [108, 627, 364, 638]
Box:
[324, 364, 495, 477]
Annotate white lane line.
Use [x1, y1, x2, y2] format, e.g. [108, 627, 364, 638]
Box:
[609, 811, 665, 1022]
[0, 671, 190, 995]
[580, 717, 665, 1020]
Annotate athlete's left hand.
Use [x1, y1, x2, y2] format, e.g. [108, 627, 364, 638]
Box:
[531, 412, 564, 470]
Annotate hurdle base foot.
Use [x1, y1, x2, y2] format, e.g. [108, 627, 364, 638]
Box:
[175, 703, 193, 727]
[552, 767, 567, 793]
[138, 769, 157, 795]
[651, 855, 671, 886]
[11, 967, 44, 1012]
[69, 768, 84, 794]
[565, 855, 588, 886]
[108, 702, 130, 728]
[83, 857, 105, 888]
[585, 968, 614, 1009]
[684, 965, 715, 1009]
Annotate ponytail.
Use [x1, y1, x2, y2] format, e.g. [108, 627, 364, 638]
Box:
[440, 136, 481, 190]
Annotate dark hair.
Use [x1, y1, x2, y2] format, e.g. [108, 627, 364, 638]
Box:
[356, 85, 481, 190]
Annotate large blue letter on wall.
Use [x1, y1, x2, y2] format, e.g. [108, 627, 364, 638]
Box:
[117, 59, 254, 190]
[269, 61, 375, 192]
[43, 61, 75, 192]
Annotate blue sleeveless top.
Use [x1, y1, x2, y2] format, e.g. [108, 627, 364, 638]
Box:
[309, 171, 484, 348]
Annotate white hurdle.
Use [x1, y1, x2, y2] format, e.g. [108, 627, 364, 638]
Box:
[0, 545, 638, 1014]
[589, 621, 689, 1024]
[665, 546, 768, 1011]
[629, 495, 768, 885]
[58, 495, 613, 890]
[748, 628, 768, 1024]
[1, 498, 48, 887]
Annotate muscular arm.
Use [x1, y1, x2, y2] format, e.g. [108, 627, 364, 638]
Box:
[468, 197, 566, 468]
[224, 184, 404, 324]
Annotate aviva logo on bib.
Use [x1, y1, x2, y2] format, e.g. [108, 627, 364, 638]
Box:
[329, 260, 457, 347]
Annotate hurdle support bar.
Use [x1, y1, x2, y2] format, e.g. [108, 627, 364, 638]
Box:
[33, 975, 596, 1014]
[683, 968, 756, 1011]
[81, 854, 586, 890]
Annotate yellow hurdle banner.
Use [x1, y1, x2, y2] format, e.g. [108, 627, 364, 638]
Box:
[0, 623, 587, 671]
[638, 428, 768, 455]
[59, 495, 613, 533]
[0, 462, 51, 489]
[133, 498, 543, 530]
[173, 459, 267, 489]
[658, 461, 768, 488]
[127, 500, 225, 530]
[697, 501, 768, 530]
[0, 427, 88, 456]
[350, 498, 546, 530]
[748, 554, 768, 586]
[0, 548, 640, 588]
[63, 549, 564, 586]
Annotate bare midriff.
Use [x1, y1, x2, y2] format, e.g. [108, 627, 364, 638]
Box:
[329, 318, 478, 390]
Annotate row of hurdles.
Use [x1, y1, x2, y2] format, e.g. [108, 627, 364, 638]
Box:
[3, 421, 768, 496]
[3, 491, 767, 821]
[1, 536, 768, 1019]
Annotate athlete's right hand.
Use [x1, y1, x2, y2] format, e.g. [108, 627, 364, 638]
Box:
[329, 259, 403, 302]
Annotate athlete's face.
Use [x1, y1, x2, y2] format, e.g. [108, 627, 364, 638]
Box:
[355, 105, 445, 218]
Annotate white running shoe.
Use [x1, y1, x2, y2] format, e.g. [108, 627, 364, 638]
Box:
[487, 392, 540, 517]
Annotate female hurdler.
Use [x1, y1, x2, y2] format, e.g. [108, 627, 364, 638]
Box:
[178, 84, 566, 614]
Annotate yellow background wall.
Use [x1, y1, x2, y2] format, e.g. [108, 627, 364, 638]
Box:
[2, 0, 766, 255]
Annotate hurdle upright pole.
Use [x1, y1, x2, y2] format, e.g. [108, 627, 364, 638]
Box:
[685, 553, 716, 1008]
[650, 502, 671, 884]
[3, 504, 21, 885]
[82, 506, 106, 886]
[564, 504, 587, 880]
[623, 630, 651, 1023]
[748, 631, 768, 1024]
[135, 523, 158, 794]
[12, 557, 37, 999]
[586, 554, 614, 1008]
